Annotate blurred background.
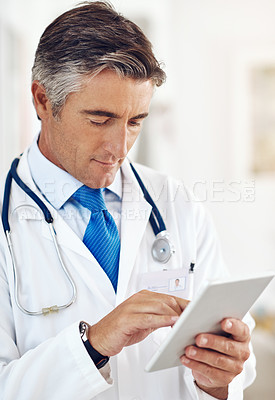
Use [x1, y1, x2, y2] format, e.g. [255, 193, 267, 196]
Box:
[1, 0, 275, 397]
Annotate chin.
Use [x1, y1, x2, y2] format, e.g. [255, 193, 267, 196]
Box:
[101, 175, 116, 188]
[83, 160, 122, 188]
[86, 172, 116, 189]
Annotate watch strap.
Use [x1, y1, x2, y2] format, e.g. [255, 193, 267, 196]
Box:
[83, 339, 110, 369]
[79, 321, 109, 369]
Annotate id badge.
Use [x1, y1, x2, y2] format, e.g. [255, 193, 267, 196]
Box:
[138, 268, 193, 300]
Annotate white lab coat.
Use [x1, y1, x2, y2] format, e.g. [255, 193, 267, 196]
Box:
[0, 150, 256, 400]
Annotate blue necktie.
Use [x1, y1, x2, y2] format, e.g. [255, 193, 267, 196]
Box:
[73, 186, 120, 292]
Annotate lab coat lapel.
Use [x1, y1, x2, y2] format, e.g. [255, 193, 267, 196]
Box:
[116, 161, 152, 304]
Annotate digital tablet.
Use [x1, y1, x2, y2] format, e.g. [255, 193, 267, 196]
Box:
[145, 271, 274, 372]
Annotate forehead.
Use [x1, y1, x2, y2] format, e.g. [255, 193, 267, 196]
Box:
[65, 70, 154, 113]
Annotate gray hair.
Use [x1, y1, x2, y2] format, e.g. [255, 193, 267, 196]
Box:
[32, 1, 166, 118]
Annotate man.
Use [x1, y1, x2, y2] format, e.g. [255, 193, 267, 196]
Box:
[0, 2, 255, 399]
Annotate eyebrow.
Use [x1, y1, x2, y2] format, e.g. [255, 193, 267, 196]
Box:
[81, 109, 149, 120]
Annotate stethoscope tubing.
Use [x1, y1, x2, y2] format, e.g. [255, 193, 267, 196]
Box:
[2, 158, 77, 316]
[130, 163, 166, 236]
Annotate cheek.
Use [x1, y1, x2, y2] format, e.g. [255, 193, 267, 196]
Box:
[65, 125, 100, 156]
[127, 131, 140, 150]
[73, 142, 96, 164]
[51, 126, 90, 168]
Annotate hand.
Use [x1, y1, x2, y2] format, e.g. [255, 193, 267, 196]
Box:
[181, 318, 251, 400]
[87, 290, 189, 357]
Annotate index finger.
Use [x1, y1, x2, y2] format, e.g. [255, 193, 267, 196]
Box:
[150, 292, 189, 316]
[172, 295, 190, 313]
[135, 290, 189, 316]
[221, 318, 250, 342]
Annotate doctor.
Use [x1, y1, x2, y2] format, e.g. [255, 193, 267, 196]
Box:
[0, 2, 255, 400]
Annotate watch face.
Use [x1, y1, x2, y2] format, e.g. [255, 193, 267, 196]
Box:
[79, 321, 88, 336]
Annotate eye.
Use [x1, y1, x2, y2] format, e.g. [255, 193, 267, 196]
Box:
[128, 120, 141, 127]
[89, 118, 110, 126]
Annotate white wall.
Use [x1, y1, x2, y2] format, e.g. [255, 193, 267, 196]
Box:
[167, 0, 275, 311]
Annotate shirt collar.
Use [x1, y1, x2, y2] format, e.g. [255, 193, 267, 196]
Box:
[27, 135, 122, 210]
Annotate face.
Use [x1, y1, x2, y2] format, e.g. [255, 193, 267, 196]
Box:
[35, 70, 154, 188]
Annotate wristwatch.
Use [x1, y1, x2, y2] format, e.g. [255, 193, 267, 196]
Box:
[79, 321, 110, 369]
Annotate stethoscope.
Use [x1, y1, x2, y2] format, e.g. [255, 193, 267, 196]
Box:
[1, 157, 175, 316]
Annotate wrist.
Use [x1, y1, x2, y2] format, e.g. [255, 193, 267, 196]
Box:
[79, 321, 110, 369]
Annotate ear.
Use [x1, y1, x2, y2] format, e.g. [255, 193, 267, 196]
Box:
[31, 81, 53, 120]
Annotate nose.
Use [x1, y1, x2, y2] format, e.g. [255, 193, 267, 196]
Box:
[104, 124, 128, 159]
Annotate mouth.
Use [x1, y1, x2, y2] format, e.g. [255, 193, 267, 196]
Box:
[93, 159, 118, 168]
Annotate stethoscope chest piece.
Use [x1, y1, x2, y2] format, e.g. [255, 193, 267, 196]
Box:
[151, 231, 175, 264]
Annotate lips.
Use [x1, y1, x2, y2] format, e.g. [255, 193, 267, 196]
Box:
[93, 159, 118, 167]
